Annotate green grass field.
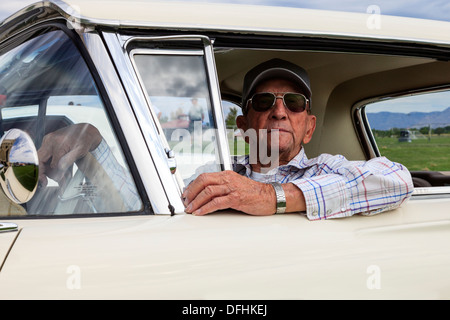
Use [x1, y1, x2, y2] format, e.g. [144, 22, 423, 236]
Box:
[12, 164, 38, 191]
[374, 135, 450, 171]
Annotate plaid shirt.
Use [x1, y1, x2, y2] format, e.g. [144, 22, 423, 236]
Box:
[233, 148, 414, 220]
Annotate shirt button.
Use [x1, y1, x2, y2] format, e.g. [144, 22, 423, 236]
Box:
[341, 207, 346, 212]
[312, 211, 318, 216]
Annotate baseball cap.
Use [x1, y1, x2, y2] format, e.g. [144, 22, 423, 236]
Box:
[241, 58, 311, 109]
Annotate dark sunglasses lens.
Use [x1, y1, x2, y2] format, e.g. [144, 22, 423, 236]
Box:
[284, 93, 306, 112]
[252, 93, 275, 111]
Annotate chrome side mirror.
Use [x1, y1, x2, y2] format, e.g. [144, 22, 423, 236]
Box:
[0, 129, 39, 204]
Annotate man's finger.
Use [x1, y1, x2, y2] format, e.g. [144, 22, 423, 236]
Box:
[45, 147, 83, 182]
[185, 184, 231, 213]
[37, 141, 53, 164]
[190, 195, 231, 216]
[183, 171, 234, 204]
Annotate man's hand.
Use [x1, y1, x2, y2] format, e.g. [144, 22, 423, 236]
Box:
[37, 123, 102, 187]
[182, 170, 277, 216]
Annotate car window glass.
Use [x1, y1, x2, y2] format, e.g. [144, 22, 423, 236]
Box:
[364, 90, 450, 188]
[222, 100, 247, 157]
[0, 30, 142, 216]
[133, 53, 221, 184]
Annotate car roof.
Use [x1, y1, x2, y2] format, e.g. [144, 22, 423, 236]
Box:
[2, 0, 450, 46]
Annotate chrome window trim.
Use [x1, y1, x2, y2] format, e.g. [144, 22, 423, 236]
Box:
[130, 48, 204, 56]
[352, 85, 450, 197]
[203, 36, 233, 172]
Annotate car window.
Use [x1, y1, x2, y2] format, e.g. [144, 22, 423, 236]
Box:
[363, 90, 450, 189]
[222, 100, 247, 157]
[132, 52, 222, 184]
[0, 29, 142, 216]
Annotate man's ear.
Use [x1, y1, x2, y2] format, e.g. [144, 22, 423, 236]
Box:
[236, 115, 247, 131]
[236, 115, 250, 143]
[302, 115, 316, 145]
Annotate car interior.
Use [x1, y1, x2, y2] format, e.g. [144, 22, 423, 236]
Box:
[212, 42, 450, 188]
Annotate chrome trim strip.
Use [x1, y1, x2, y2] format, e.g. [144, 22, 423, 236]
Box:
[353, 106, 379, 159]
[202, 36, 232, 171]
[123, 35, 210, 50]
[0, 222, 18, 233]
[412, 187, 450, 196]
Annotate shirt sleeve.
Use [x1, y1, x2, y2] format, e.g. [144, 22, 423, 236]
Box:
[90, 138, 141, 211]
[291, 154, 414, 220]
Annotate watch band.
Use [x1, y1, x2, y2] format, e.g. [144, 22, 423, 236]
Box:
[270, 182, 286, 214]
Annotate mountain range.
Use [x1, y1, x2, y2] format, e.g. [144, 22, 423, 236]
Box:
[366, 107, 450, 130]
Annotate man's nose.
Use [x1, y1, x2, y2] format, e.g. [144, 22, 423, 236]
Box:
[271, 96, 287, 119]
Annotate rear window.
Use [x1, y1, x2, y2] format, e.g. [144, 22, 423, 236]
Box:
[363, 90, 450, 189]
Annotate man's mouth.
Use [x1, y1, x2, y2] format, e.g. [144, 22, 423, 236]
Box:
[268, 128, 290, 133]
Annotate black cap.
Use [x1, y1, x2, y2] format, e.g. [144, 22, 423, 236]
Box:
[241, 59, 311, 109]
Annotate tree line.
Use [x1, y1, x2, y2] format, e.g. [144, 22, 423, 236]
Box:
[372, 126, 450, 138]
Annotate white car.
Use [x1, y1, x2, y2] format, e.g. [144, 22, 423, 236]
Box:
[0, 0, 449, 301]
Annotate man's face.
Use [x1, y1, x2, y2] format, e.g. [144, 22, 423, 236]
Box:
[237, 78, 316, 165]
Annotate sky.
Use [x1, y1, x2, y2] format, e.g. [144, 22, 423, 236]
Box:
[1, 0, 450, 22]
[365, 91, 450, 114]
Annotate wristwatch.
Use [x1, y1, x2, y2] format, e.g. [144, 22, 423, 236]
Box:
[270, 182, 286, 214]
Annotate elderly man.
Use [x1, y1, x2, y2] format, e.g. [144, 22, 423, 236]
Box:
[182, 59, 413, 219]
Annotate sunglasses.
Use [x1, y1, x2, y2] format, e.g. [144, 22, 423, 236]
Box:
[246, 92, 309, 113]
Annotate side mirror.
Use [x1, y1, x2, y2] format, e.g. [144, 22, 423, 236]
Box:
[0, 129, 39, 204]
